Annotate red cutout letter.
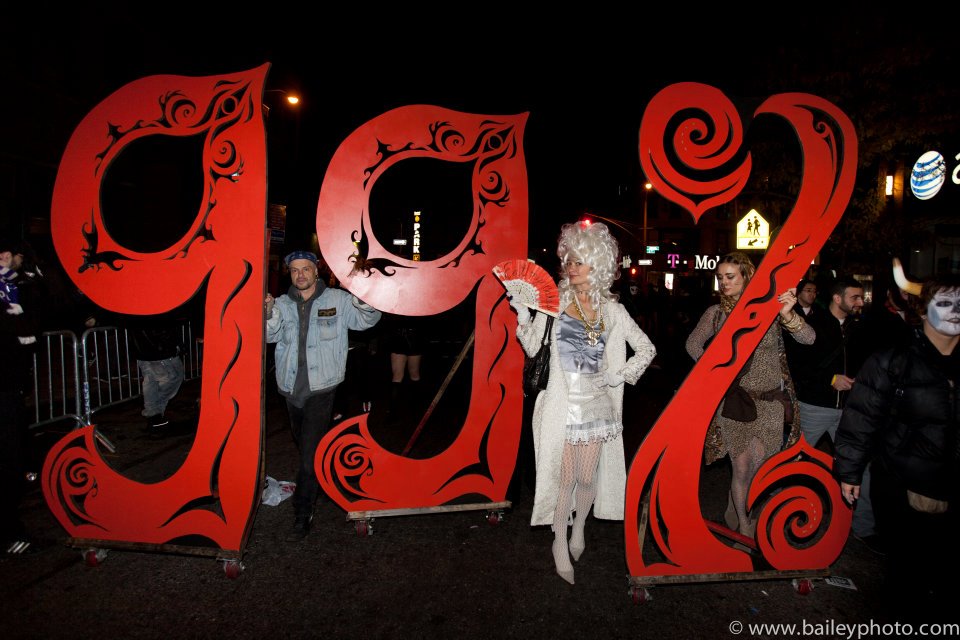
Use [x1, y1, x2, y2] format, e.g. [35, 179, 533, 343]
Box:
[43, 65, 269, 553]
[315, 106, 529, 510]
[626, 84, 857, 577]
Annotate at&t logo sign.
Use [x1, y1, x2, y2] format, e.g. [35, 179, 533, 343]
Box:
[910, 150, 960, 200]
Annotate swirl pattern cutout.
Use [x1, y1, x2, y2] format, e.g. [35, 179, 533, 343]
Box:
[43, 65, 269, 552]
[625, 83, 856, 577]
[315, 106, 529, 511]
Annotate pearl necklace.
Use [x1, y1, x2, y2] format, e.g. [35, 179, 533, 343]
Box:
[573, 294, 605, 346]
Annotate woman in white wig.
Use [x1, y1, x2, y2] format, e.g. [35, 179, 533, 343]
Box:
[509, 221, 656, 584]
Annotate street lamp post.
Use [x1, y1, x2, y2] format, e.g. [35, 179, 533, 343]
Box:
[263, 89, 301, 113]
[640, 182, 653, 283]
[642, 181, 652, 250]
[580, 213, 641, 239]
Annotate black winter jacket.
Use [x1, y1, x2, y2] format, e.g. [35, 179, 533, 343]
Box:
[792, 312, 869, 409]
[129, 324, 182, 362]
[834, 329, 959, 501]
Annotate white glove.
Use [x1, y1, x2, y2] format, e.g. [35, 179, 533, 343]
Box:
[5, 303, 23, 316]
[604, 370, 625, 387]
[507, 295, 531, 325]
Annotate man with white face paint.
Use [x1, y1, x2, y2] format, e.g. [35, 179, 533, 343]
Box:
[926, 288, 960, 336]
[835, 273, 960, 621]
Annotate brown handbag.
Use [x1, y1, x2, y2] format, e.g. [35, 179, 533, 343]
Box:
[720, 345, 758, 422]
[720, 384, 757, 422]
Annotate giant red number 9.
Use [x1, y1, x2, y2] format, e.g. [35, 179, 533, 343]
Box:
[42, 65, 269, 553]
[314, 106, 529, 510]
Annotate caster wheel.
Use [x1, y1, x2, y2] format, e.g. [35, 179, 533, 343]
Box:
[222, 560, 243, 579]
[792, 578, 814, 595]
[487, 511, 503, 525]
[355, 519, 372, 537]
[629, 586, 651, 604]
[83, 548, 107, 567]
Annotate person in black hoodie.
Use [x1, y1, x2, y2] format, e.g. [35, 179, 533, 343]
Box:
[0, 239, 39, 553]
[834, 273, 960, 621]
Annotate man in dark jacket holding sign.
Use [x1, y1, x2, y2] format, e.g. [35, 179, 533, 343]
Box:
[834, 273, 960, 622]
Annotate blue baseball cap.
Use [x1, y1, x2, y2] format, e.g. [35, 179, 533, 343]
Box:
[284, 250, 318, 266]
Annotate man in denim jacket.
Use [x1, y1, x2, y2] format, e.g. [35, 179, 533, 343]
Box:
[265, 250, 381, 539]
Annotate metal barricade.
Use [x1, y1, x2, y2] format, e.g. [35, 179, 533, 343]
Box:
[28, 330, 84, 430]
[180, 320, 202, 381]
[28, 321, 201, 433]
[81, 320, 201, 419]
[81, 325, 142, 424]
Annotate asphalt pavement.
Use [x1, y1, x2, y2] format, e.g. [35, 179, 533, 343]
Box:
[1, 337, 952, 639]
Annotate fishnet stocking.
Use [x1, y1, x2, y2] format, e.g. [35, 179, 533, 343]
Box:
[552, 444, 576, 579]
[729, 436, 767, 537]
[552, 440, 603, 578]
[570, 441, 602, 559]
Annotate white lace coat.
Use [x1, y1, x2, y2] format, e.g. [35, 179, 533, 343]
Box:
[517, 300, 656, 526]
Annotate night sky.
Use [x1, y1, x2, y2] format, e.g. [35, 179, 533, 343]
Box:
[3, 9, 954, 266]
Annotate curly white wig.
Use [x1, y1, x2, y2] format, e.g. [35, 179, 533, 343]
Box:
[557, 221, 620, 309]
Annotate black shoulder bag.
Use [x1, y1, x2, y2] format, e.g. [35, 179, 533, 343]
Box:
[523, 315, 555, 397]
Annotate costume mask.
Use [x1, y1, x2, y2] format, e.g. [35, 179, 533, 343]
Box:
[926, 289, 960, 336]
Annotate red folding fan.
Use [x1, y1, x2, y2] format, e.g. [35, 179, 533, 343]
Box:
[492, 259, 560, 317]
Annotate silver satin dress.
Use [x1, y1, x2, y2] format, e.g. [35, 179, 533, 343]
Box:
[557, 312, 622, 444]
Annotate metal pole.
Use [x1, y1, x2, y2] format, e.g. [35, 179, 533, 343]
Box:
[402, 332, 475, 457]
[640, 182, 655, 284]
[643, 191, 648, 251]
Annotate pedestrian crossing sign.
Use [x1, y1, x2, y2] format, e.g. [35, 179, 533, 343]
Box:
[736, 209, 770, 249]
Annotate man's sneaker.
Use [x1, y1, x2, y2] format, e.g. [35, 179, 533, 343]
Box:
[146, 414, 170, 434]
[287, 514, 312, 541]
[853, 533, 887, 556]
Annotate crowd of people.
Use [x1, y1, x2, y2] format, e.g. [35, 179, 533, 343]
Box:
[503, 232, 956, 622]
[503, 225, 955, 612]
[672, 251, 955, 621]
[834, 273, 959, 620]
[3, 226, 957, 623]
